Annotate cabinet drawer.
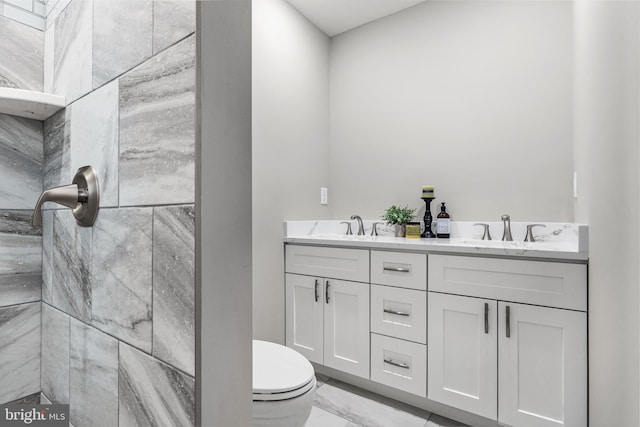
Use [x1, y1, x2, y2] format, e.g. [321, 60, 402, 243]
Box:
[371, 251, 426, 290]
[428, 254, 587, 311]
[371, 285, 426, 344]
[371, 333, 427, 398]
[285, 245, 369, 282]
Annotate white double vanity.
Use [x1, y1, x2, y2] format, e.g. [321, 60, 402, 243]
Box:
[283, 221, 588, 427]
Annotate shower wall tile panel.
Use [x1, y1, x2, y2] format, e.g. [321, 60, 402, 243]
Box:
[0, 15, 43, 90]
[51, 211, 92, 322]
[92, 0, 152, 88]
[0, 274, 40, 306]
[43, 22, 53, 93]
[69, 80, 119, 207]
[119, 34, 196, 207]
[44, 0, 71, 29]
[7, 392, 41, 405]
[91, 208, 153, 353]
[0, 114, 43, 210]
[43, 108, 71, 192]
[153, 0, 195, 55]
[2, 2, 45, 30]
[119, 343, 195, 427]
[152, 205, 195, 375]
[0, 302, 41, 404]
[41, 304, 70, 404]
[41, 210, 53, 304]
[39, 0, 198, 423]
[70, 318, 118, 427]
[52, 0, 92, 103]
[0, 212, 42, 306]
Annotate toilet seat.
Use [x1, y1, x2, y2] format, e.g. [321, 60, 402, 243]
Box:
[253, 340, 316, 402]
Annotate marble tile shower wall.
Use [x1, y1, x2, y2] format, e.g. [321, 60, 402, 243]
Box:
[39, 1, 197, 426]
[0, 0, 46, 31]
[0, 13, 44, 405]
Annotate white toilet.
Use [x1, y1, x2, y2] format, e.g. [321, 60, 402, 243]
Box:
[253, 340, 317, 427]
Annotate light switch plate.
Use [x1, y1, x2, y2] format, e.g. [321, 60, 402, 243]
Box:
[321, 187, 328, 205]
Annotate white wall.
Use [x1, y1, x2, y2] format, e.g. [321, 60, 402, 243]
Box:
[198, 1, 253, 425]
[329, 1, 574, 222]
[573, 2, 640, 425]
[252, 0, 330, 343]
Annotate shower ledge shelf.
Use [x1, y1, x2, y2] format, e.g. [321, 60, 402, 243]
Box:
[0, 88, 65, 120]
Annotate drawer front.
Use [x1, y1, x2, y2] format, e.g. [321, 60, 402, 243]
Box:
[371, 285, 427, 344]
[371, 251, 427, 290]
[371, 333, 427, 398]
[428, 254, 587, 311]
[285, 245, 369, 282]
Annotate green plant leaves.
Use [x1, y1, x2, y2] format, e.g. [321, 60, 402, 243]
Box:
[381, 205, 416, 225]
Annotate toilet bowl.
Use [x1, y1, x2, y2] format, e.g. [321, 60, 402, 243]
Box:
[253, 340, 316, 427]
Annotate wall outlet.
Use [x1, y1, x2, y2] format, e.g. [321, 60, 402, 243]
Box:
[573, 172, 578, 199]
[320, 187, 328, 205]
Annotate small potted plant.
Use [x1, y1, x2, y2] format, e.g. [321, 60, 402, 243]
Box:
[382, 205, 416, 237]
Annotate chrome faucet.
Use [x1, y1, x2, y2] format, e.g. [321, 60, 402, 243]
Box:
[340, 221, 353, 235]
[501, 214, 513, 241]
[524, 224, 546, 242]
[371, 222, 383, 236]
[473, 223, 492, 240]
[351, 215, 365, 235]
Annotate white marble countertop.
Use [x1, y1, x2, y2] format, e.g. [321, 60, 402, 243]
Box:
[283, 220, 589, 261]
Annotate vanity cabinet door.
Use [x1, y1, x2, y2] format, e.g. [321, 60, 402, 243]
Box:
[498, 302, 587, 427]
[285, 273, 324, 364]
[324, 279, 370, 379]
[428, 292, 498, 420]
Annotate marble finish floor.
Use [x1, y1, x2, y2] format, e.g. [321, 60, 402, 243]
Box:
[307, 375, 467, 427]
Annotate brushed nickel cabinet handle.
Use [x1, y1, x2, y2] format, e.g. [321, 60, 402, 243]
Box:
[314, 280, 319, 302]
[383, 308, 410, 317]
[506, 305, 511, 338]
[383, 267, 410, 273]
[384, 359, 410, 369]
[484, 303, 489, 334]
[325, 281, 330, 304]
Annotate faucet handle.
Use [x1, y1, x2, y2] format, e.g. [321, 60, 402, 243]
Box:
[371, 222, 383, 236]
[501, 214, 513, 241]
[524, 224, 546, 242]
[32, 166, 100, 228]
[340, 221, 353, 235]
[473, 223, 492, 240]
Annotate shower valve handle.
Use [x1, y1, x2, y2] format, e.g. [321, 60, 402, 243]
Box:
[32, 166, 100, 228]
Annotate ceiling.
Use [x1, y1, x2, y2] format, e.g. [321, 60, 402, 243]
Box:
[285, 0, 427, 37]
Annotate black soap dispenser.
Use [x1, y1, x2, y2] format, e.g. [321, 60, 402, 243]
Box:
[436, 202, 450, 238]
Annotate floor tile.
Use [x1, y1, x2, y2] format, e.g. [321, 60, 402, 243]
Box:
[426, 413, 469, 427]
[305, 406, 351, 427]
[314, 382, 428, 427]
